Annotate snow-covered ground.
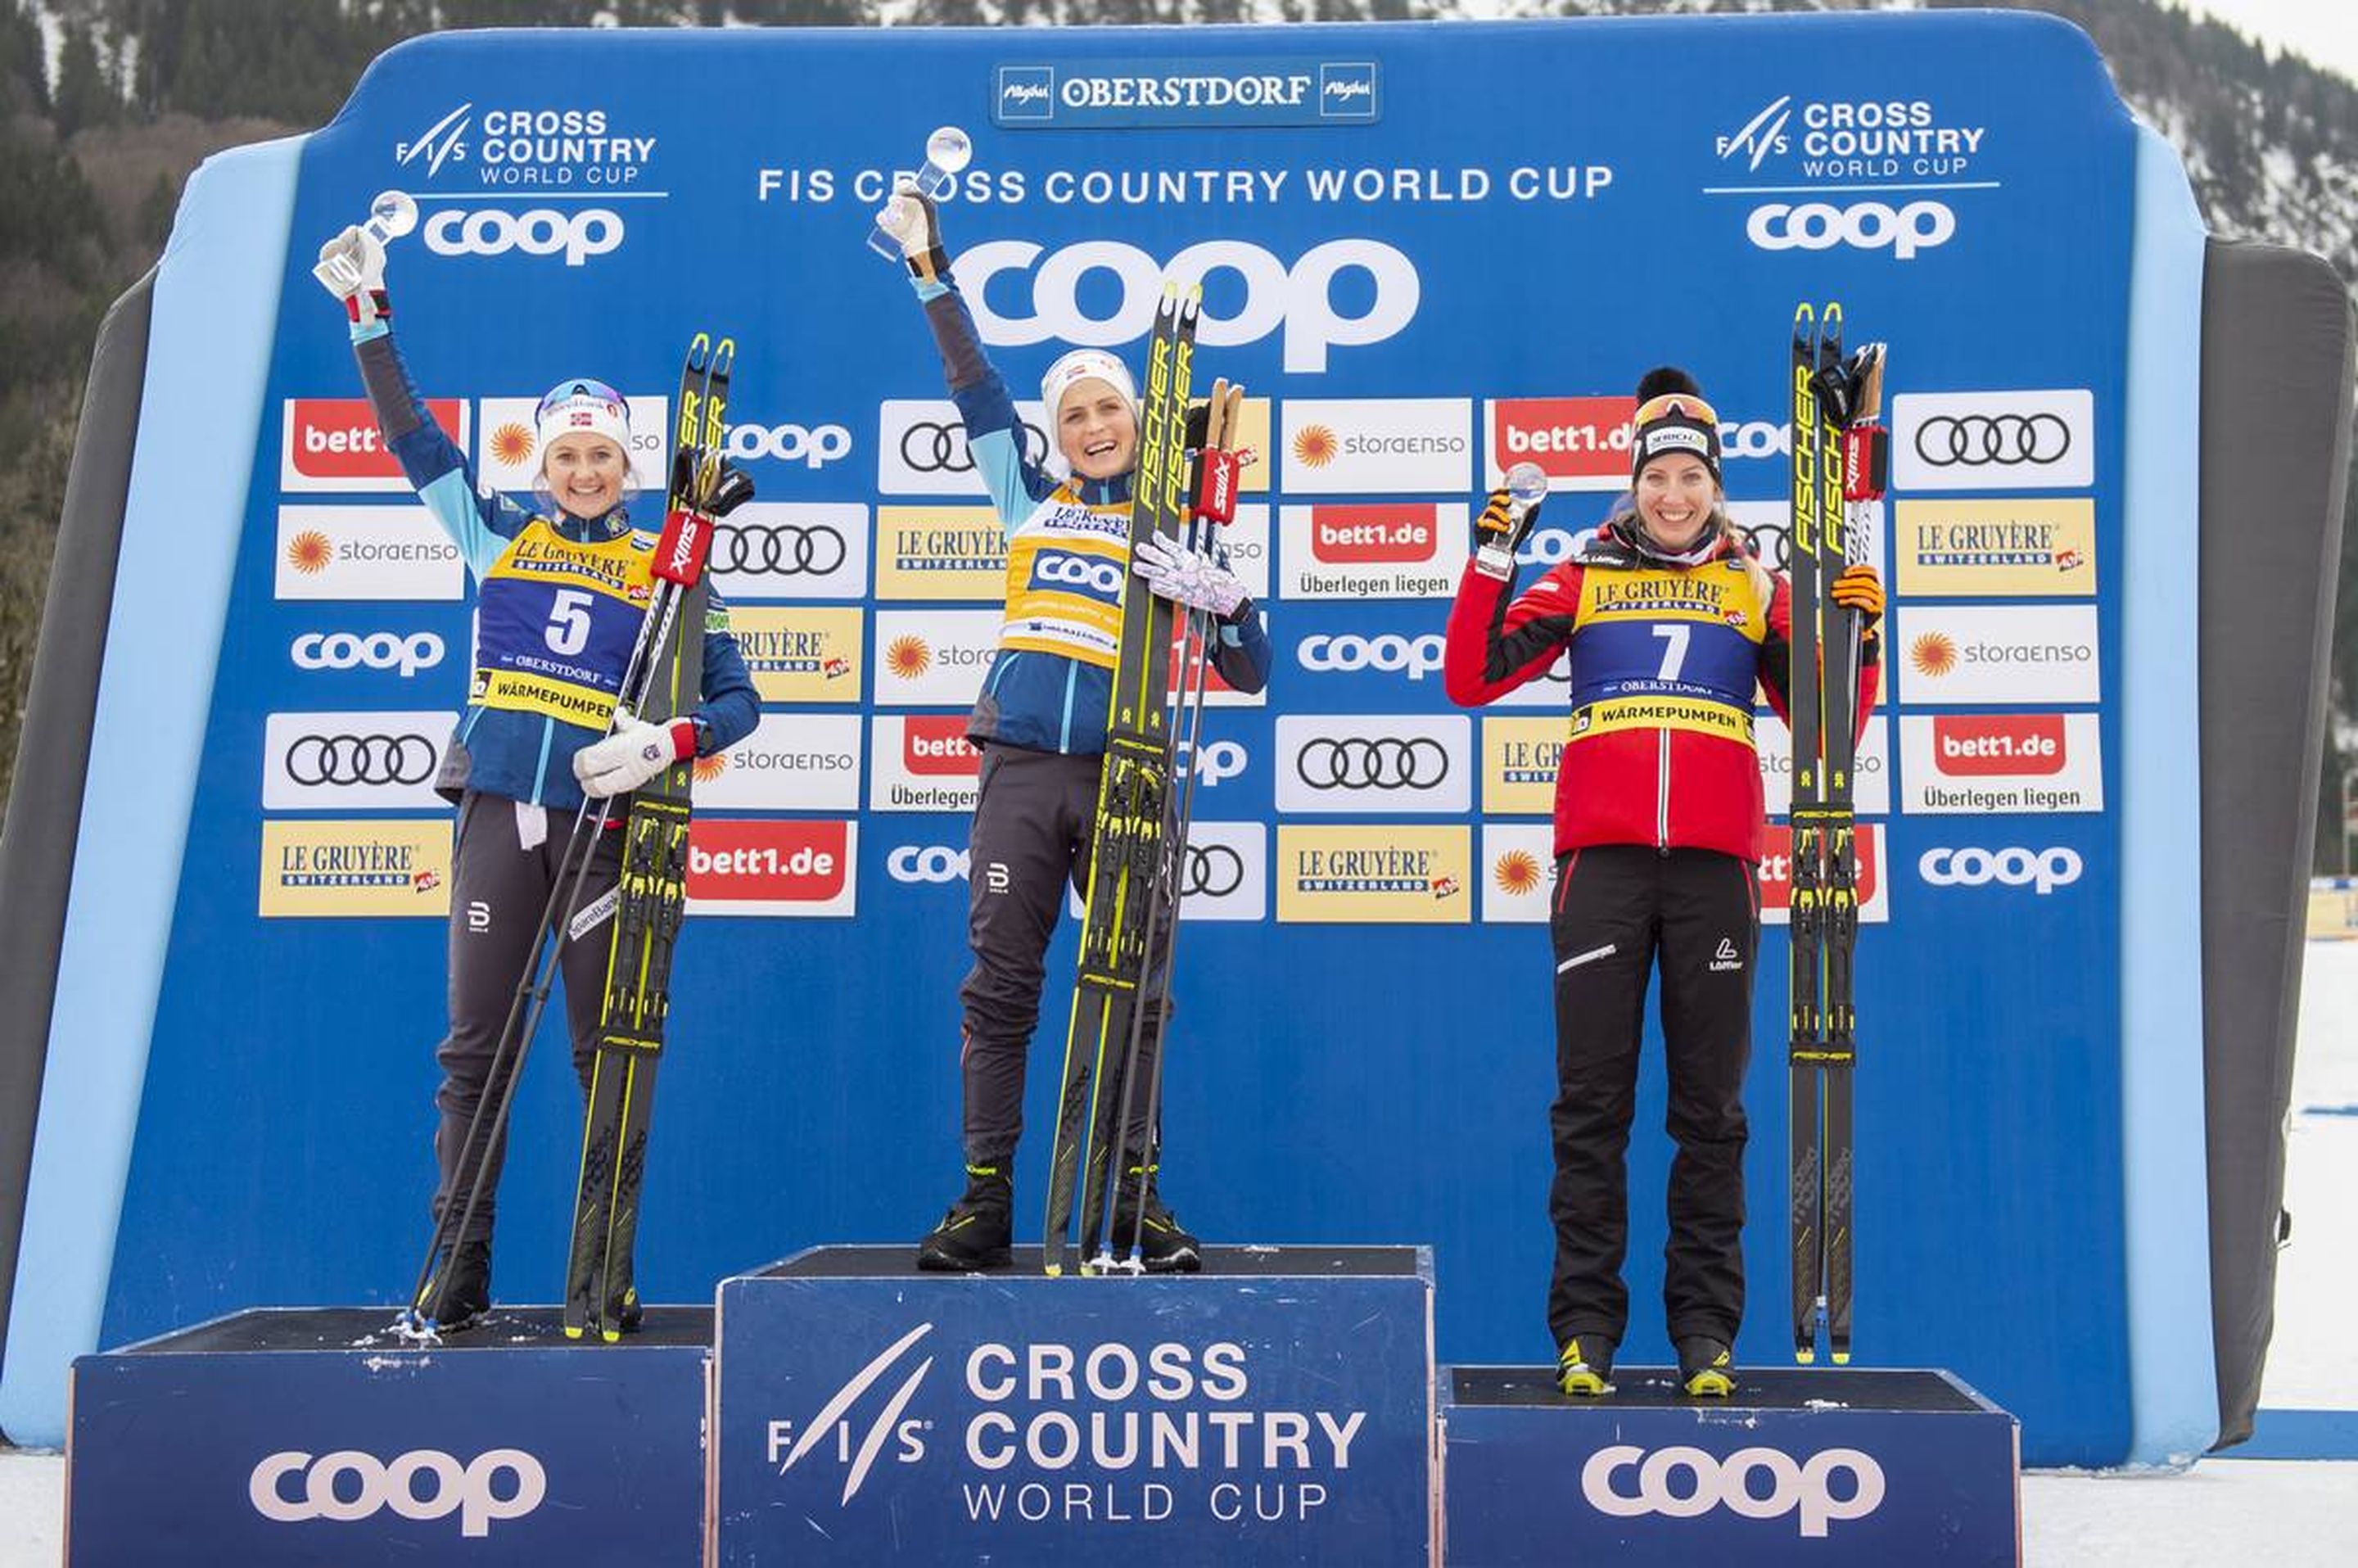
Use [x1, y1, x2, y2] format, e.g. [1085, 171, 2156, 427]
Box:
[6, 947, 2357, 1563]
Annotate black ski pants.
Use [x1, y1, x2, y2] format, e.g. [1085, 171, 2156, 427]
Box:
[431, 790, 625, 1249]
[1547, 843, 1759, 1351]
[959, 743, 1170, 1167]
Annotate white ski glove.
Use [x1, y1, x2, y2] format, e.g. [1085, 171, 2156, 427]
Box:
[874, 177, 951, 282]
[1132, 535, 1247, 619]
[315, 224, 389, 325]
[573, 713, 696, 799]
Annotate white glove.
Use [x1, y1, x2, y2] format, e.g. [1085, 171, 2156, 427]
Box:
[874, 178, 950, 278]
[573, 713, 693, 798]
[1133, 535, 1246, 618]
[314, 224, 386, 311]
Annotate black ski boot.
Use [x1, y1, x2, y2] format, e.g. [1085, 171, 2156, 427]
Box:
[1677, 1335, 1737, 1398]
[419, 1238, 492, 1332]
[1557, 1335, 1617, 1397]
[917, 1162, 1014, 1271]
[1112, 1165, 1201, 1274]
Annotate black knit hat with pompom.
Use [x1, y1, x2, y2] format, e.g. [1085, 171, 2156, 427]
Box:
[1629, 365, 1721, 485]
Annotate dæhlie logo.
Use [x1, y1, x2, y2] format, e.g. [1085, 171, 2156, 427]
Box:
[1581, 1444, 1885, 1538]
[1930, 714, 2067, 777]
[885, 635, 933, 680]
[250, 1447, 546, 1537]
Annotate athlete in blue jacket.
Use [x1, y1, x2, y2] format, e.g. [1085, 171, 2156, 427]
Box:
[318, 221, 758, 1328]
[875, 187, 1274, 1272]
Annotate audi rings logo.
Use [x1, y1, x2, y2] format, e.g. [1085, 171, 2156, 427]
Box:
[1738, 522, 1792, 572]
[1913, 413, 2071, 468]
[1580, 1444, 1885, 1539]
[422, 207, 622, 267]
[286, 733, 439, 787]
[1745, 200, 1955, 260]
[1181, 843, 1245, 898]
[715, 522, 849, 576]
[1296, 737, 1450, 790]
[1919, 845, 2083, 895]
[249, 1448, 548, 1537]
[291, 630, 445, 678]
[899, 418, 1050, 475]
[726, 422, 853, 468]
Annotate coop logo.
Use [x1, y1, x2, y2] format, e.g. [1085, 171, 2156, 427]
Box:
[1581, 1444, 1885, 1539]
[1920, 845, 2084, 895]
[250, 1447, 546, 1537]
[423, 207, 623, 267]
[684, 819, 855, 916]
[888, 845, 969, 883]
[1746, 200, 1956, 261]
[1194, 741, 1247, 786]
[958, 238, 1418, 373]
[769, 1322, 937, 1506]
[291, 630, 445, 678]
[1298, 632, 1444, 680]
[395, 103, 473, 176]
[726, 421, 853, 468]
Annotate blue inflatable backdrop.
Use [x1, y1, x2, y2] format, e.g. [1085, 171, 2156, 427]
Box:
[2, 12, 2220, 1465]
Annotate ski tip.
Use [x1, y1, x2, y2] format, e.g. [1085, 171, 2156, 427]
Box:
[687, 330, 711, 365]
[713, 337, 738, 372]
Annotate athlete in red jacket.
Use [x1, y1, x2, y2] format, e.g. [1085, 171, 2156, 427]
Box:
[1443, 368, 1881, 1399]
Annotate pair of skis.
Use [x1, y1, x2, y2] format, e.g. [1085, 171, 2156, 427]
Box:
[1787, 302, 1886, 1366]
[402, 333, 740, 1341]
[1041, 283, 1242, 1277]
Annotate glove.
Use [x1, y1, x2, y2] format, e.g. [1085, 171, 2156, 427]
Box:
[671, 452, 757, 517]
[314, 224, 390, 327]
[1472, 488, 1540, 581]
[1830, 563, 1884, 634]
[573, 713, 696, 798]
[1132, 535, 1246, 618]
[875, 178, 952, 284]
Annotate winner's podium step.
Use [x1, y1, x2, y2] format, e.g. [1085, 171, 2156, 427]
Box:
[713, 1243, 1438, 1566]
[67, 1304, 711, 1566]
[1441, 1364, 2020, 1566]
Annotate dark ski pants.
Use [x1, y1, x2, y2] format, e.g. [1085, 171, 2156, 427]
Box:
[431, 791, 625, 1249]
[959, 743, 1170, 1167]
[1547, 844, 1759, 1350]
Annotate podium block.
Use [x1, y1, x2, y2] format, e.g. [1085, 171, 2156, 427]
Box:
[66, 1306, 710, 1566]
[713, 1245, 1435, 1566]
[1441, 1365, 2019, 1566]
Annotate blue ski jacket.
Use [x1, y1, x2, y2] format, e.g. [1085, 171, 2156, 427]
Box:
[911, 273, 1272, 756]
[350, 317, 758, 811]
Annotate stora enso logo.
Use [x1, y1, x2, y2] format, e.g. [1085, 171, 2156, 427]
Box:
[998, 66, 1056, 122]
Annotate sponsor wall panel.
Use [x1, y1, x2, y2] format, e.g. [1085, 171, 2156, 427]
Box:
[709, 503, 870, 602]
[1275, 714, 1470, 814]
[1891, 388, 2095, 491]
[476, 393, 670, 495]
[1900, 712, 2105, 813]
[1177, 819, 1267, 922]
[1279, 504, 1467, 599]
[275, 505, 467, 601]
[873, 505, 1013, 600]
[259, 819, 454, 917]
[1757, 823, 1890, 926]
[731, 605, 865, 703]
[1483, 395, 1637, 492]
[1276, 824, 1471, 924]
[870, 714, 983, 813]
[870, 609, 1001, 706]
[1895, 497, 2097, 597]
[1479, 820, 1558, 924]
[693, 713, 863, 811]
[261, 712, 458, 811]
[1280, 397, 1472, 494]
[1757, 714, 1892, 818]
[280, 397, 471, 494]
[1481, 717, 1563, 816]
[684, 818, 857, 917]
[1892, 603, 2103, 705]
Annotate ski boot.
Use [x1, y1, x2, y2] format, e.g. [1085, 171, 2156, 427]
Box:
[1677, 1335, 1737, 1398]
[1111, 1165, 1201, 1274]
[418, 1238, 492, 1333]
[1557, 1335, 1617, 1397]
[917, 1162, 1014, 1271]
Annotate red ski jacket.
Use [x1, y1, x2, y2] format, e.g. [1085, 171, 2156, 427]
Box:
[1443, 522, 1879, 864]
